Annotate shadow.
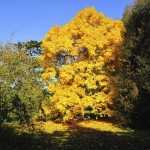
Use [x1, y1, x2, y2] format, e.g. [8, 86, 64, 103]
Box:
[66, 123, 150, 150]
[0, 122, 150, 150]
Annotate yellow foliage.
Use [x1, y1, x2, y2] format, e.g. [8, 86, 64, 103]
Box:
[41, 67, 56, 82]
[40, 7, 125, 121]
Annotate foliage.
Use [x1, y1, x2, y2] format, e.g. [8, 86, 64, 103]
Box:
[14, 40, 42, 56]
[0, 42, 45, 124]
[116, 0, 150, 128]
[40, 7, 125, 122]
[113, 75, 139, 126]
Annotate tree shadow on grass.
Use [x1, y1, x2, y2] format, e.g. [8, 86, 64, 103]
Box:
[0, 122, 150, 150]
[65, 124, 150, 150]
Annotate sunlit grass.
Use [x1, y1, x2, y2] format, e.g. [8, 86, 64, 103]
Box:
[35, 121, 68, 134]
[77, 120, 133, 133]
[2, 120, 132, 135]
[1, 121, 68, 135]
[1, 120, 150, 150]
[33, 120, 132, 134]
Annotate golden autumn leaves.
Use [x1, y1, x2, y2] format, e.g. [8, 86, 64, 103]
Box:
[39, 7, 125, 122]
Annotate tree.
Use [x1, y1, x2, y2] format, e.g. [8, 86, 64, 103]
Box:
[116, 0, 150, 128]
[14, 40, 42, 56]
[40, 7, 125, 122]
[0, 42, 45, 124]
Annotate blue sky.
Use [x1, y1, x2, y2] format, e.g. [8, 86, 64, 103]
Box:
[0, 0, 134, 43]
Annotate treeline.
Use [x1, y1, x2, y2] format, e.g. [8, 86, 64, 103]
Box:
[0, 0, 149, 129]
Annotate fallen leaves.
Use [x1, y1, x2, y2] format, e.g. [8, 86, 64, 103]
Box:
[77, 120, 132, 133]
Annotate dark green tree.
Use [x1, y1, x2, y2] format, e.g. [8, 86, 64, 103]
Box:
[14, 40, 42, 56]
[116, 0, 150, 128]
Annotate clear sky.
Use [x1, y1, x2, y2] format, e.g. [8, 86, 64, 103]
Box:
[0, 0, 134, 43]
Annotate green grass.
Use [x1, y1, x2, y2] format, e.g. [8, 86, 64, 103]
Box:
[0, 120, 150, 150]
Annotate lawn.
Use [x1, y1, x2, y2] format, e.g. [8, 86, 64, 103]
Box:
[0, 120, 150, 150]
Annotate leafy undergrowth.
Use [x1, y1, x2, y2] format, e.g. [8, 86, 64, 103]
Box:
[0, 120, 150, 150]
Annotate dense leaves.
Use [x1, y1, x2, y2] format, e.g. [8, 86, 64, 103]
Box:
[40, 7, 125, 122]
[14, 40, 42, 56]
[0, 2, 149, 131]
[0, 43, 45, 124]
[115, 0, 150, 128]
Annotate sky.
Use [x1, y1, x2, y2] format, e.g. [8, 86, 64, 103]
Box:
[0, 0, 134, 43]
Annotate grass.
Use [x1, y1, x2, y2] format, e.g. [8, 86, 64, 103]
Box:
[0, 119, 150, 150]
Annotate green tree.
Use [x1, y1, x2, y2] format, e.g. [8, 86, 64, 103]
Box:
[0, 42, 45, 124]
[14, 40, 42, 56]
[116, 0, 150, 128]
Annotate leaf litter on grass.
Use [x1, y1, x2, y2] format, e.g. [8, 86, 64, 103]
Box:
[76, 120, 133, 133]
[1, 120, 150, 150]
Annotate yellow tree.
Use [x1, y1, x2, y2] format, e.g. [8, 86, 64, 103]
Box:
[40, 7, 125, 122]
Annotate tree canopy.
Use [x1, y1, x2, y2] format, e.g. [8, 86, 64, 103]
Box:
[40, 7, 125, 122]
[0, 43, 45, 124]
[120, 0, 150, 128]
[14, 40, 42, 56]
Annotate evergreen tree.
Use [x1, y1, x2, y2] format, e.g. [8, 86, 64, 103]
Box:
[116, 0, 150, 128]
